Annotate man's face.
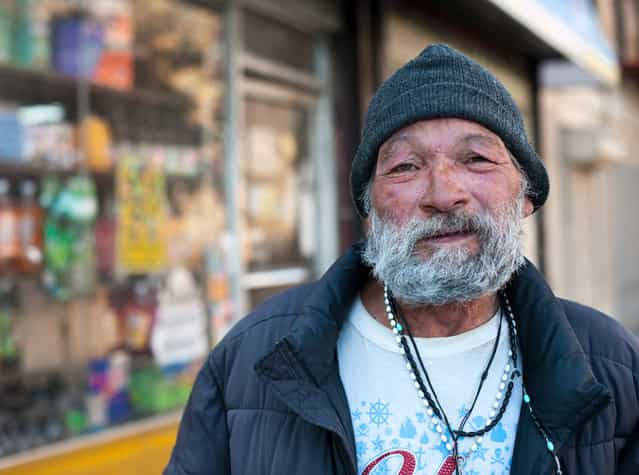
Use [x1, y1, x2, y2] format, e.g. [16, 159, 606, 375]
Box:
[362, 118, 534, 305]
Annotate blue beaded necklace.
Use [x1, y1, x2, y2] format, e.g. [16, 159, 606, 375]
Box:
[383, 284, 562, 474]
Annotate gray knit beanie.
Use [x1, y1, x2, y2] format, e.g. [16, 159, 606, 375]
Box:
[351, 43, 549, 217]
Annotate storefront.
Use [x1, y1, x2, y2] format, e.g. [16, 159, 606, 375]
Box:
[0, 0, 340, 473]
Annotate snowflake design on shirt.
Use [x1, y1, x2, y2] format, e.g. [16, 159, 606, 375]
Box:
[367, 399, 392, 427]
[372, 435, 384, 451]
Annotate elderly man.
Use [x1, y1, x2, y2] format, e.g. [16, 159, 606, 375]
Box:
[165, 45, 639, 475]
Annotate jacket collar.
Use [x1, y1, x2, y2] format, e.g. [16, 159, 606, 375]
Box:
[254, 244, 368, 473]
[506, 260, 611, 474]
[256, 243, 611, 474]
[281, 242, 370, 384]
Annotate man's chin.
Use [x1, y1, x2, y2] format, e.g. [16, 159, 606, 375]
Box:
[391, 287, 479, 307]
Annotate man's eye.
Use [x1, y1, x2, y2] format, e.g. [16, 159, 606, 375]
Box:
[466, 155, 491, 164]
[389, 163, 417, 173]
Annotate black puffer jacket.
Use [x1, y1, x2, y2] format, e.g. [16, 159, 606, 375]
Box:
[165, 244, 639, 474]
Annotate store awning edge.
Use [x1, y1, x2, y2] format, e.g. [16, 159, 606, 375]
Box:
[487, 0, 620, 86]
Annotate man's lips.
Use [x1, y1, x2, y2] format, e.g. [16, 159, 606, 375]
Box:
[418, 231, 475, 244]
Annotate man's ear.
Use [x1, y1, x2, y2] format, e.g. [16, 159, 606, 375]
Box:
[523, 198, 534, 218]
[363, 216, 372, 233]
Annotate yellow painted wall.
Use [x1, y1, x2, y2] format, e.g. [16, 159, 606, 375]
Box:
[0, 423, 178, 475]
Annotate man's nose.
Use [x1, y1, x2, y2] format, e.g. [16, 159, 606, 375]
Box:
[418, 159, 470, 213]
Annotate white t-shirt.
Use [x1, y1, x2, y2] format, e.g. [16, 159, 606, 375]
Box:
[337, 296, 522, 475]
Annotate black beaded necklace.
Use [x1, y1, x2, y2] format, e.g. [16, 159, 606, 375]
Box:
[384, 286, 564, 474]
[384, 285, 521, 475]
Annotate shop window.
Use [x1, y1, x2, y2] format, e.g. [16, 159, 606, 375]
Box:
[242, 98, 314, 271]
[0, 0, 229, 464]
[242, 9, 315, 73]
[235, 4, 336, 312]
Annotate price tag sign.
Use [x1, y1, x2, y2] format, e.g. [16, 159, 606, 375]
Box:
[151, 296, 208, 366]
[116, 154, 168, 273]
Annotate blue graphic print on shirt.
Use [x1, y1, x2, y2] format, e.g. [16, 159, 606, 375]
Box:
[367, 399, 392, 426]
[400, 418, 417, 439]
[352, 399, 515, 475]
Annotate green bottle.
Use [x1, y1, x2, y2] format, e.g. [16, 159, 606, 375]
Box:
[0, 2, 12, 63]
[11, 0, 33, 66]
[0, 279, 18, 366]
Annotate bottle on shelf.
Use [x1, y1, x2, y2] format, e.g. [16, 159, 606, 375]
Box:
[18, 180, 44, 274]
[95, 195, 115, 279]
[11, 0, 33, 67]
[0, 179, 20, 272]
[0, 2, 11, 63]
[118, 280, 156, 354]
[0, 278, 19, 369]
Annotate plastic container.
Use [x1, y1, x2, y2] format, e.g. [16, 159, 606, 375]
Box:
[129, 368, 183, 413]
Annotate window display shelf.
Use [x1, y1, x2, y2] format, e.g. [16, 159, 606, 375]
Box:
[242, 266, 309, 289]
[0, 62, 192, 110]
[0, 161, 204, 183]
[0, 409, 182, 474]
[0, 161, 110, 177]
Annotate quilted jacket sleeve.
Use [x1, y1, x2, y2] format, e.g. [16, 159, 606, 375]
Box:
[164, 356, 230, 475]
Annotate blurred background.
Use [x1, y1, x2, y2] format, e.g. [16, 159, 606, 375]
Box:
[0, 0, 636, 473]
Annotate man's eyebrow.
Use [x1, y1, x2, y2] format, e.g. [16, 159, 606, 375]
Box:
[460, 133, 503, 149]
[378, 133, 410, 165]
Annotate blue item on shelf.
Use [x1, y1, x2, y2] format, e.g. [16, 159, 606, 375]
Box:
[88, 358, 109, 393]
[52, 15, 104, 79]
[160, 361, 190, 377]
[108, 390, 131, 424]
[0, 111, 25, 161]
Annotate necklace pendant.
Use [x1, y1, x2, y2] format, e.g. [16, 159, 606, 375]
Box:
[456, 455, 466, 474]
[437, 454, 467, 475]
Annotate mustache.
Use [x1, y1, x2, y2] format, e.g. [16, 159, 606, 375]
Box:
[400, 212, 492, 241]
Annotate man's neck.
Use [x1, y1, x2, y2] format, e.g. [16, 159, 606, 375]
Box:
[360, 278, 499, 338]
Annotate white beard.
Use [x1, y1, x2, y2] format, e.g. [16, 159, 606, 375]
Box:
[362, 192, 526, 306]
